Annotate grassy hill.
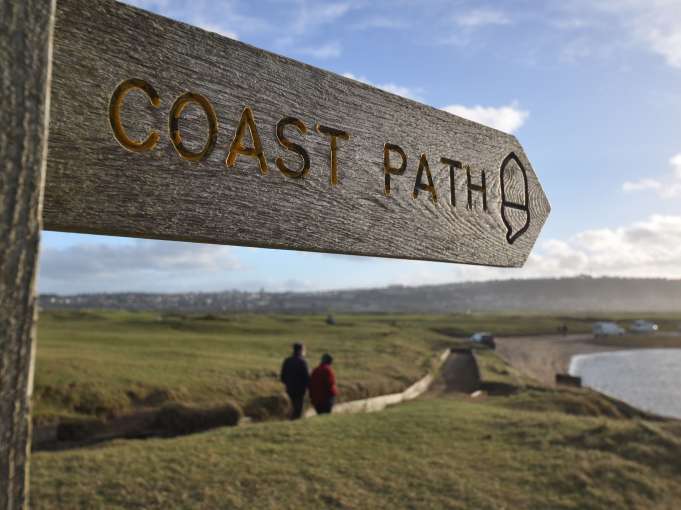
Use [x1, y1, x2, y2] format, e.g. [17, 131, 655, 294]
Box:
[31, 392, 681, 509]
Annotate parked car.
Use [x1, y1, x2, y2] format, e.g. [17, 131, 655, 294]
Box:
[470, 332, 496, 349]
[629, 320, 658, 333]
[592, 321, 625, 337]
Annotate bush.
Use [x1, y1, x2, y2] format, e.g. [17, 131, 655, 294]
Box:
[243, 394, 291, 421]
[153, 402, 242, 436]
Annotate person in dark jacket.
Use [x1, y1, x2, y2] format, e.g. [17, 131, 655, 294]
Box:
[309, 353, 338, 415]
[280, 342, 310, 420]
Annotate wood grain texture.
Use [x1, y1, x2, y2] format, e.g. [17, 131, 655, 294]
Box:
[43, 0, 550, 267]
[0, 1, 55, 508]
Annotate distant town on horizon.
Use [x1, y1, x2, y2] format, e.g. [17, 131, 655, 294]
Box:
[40, 276, 681, 313]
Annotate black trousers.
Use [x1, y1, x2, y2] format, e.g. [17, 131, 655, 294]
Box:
[313, 397, 335, 415]
[288, 392, 305, 420]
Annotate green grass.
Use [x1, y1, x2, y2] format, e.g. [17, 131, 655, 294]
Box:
[34, 310, 452, 423]
[30, 392, 681, 510]
[30, 310, 681, 508]
[34, 310, 681, 424]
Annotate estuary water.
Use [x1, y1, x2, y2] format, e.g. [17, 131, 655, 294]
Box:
[569, 349, 681, 419]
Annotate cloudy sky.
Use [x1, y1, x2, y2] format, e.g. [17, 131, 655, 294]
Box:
[41, 0, 681, 294]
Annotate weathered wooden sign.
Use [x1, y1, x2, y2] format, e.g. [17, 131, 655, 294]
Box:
[42, 0, 550, 267]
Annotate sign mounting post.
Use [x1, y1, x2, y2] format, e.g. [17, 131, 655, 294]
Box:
[1, 1, 56, 509]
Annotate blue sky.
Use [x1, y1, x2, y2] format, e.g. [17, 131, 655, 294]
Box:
[40, 0, 681, 294]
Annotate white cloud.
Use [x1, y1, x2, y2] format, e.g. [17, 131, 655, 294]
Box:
[273, 1, 359, 59]
[273, 36, 335, 58]
[292, 2, 351, 34]
[298, 42, 342, 59]
[460, 214, 681, 281]
[122, 0, 269, 36]
[350, 17, 406, 30]
[40, 240, 241, 293]
[455, 8, 510, 28]
[561, 37, 593, 63]
[38, 214, 681, 294]
[381, 214, 681, 285]
[564, 0, 681, 69]
[298, 42, 343, 59]
[632, 3, 681, 68]
[553, 17, 592, 30]
[197, 23, 238, 40]
[660, 185, 681, 199]
[622, 178, 661, 192]
[622, 153, 681, 198]
[124, 0, 172, 10]
[342, 72, 424, 102]
[671, 153, 681, 178]
[441, 102, 529, 133]
[526, 215, 681, 277]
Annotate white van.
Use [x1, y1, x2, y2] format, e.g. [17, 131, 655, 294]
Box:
[592, 322, 625, 337]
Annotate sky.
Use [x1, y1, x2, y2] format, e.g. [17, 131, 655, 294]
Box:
[40, 0, 681, 294]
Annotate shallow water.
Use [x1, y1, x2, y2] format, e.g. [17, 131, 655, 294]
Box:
[569, 349, 681, 419]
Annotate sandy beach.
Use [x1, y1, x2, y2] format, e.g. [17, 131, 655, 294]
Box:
[495, 334, 628, 386]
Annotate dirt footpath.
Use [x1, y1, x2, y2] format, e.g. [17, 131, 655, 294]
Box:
[494, 335, 619, 386]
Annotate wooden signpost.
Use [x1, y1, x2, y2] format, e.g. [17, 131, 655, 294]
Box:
[1, 0, 550, 507]
[43, 0, 550, 266]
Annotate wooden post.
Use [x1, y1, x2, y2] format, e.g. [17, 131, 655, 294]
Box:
[0, 1, 56, 508]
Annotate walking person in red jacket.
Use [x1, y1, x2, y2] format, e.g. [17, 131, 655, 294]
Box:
[309, 353, 338, 415]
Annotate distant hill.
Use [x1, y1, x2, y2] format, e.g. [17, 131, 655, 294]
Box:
[38, 277, 681, 313]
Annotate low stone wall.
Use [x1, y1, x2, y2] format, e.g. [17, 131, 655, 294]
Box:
[305, 349, 451, 418]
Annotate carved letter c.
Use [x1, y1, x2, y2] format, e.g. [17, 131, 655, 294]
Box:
[109, 78, 161, 153]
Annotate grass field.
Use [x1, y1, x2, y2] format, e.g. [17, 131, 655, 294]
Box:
[30, 309, 681, 509]
[34, 310, 681, 424]
[31, 391, 681, 509]
[34, 310, 447, 424]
